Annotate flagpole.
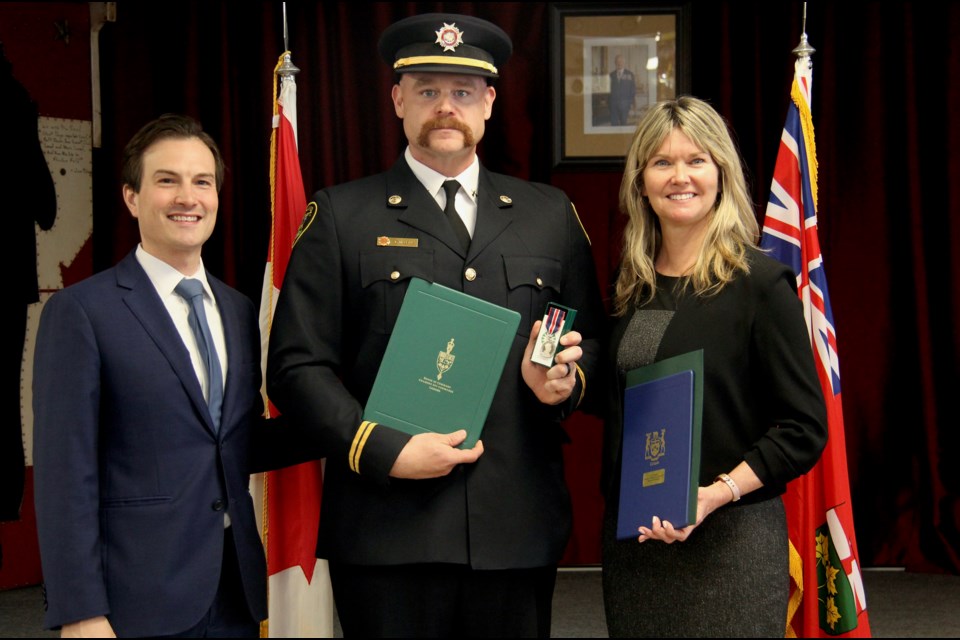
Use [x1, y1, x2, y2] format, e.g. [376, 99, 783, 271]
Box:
[793, 2, 815, 68]
[257, 4, 334, 636]
[278, 2, 299, 78]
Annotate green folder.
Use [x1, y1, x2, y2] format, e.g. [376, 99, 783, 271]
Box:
[362, 278, 521, 449]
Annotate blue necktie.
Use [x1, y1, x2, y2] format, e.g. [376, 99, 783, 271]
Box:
[175, 278, 223, 431]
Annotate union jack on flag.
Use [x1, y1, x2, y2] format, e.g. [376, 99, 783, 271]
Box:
[760, 51, 872, 638]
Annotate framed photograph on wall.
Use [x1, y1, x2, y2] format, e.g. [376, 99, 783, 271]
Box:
[549, 2, 692, 169]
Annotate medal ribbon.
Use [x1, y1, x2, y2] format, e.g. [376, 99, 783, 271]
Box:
[545, 307, 565, 334]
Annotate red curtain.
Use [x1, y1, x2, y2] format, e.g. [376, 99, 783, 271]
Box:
[94, 1, 960, 573]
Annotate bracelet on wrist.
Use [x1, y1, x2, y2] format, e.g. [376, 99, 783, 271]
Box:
[715, 473, 741, 502]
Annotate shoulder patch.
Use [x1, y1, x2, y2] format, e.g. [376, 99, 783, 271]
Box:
[293, 202, 318, 246]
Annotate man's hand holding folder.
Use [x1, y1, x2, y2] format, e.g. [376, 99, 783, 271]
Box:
[389, 429, 485, 480]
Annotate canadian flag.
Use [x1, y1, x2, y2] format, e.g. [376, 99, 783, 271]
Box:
[250, 51, 334, 638]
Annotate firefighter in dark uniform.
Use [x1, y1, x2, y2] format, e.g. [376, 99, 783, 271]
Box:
[267, 13, 605, 638]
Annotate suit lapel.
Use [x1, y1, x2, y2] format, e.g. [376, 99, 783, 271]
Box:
[116, 252, 218, 437]
[468, 168, 514, 260]
[210, 276, 243, 439]
[387, 160, 467, 257]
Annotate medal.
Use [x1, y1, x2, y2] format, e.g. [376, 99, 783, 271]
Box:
[545, 306, 566, 335]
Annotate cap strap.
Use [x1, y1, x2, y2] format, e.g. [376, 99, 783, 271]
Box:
[394, 55, 498, 75]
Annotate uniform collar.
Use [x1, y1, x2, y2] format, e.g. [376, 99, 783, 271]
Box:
[404, 146, 480, 205]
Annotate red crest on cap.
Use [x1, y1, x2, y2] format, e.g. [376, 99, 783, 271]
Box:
[435, 22, 464, 52]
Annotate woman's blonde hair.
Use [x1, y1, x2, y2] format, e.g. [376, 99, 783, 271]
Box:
[613, 96, 759, 316]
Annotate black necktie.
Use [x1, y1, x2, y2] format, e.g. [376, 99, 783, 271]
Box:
[442, 179, 471, 253]
[175, 278, 223, 431]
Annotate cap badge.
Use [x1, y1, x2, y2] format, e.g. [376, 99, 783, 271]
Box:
[435, 23, 464, 52]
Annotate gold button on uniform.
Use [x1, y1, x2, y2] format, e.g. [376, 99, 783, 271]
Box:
[390, 271, 400, 281]
[536, 277, 543, 287]
[464, 267, 477, 281]
[388, 195, 402, 205]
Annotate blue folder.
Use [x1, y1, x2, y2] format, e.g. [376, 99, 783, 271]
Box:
[616, 350, 704, 540]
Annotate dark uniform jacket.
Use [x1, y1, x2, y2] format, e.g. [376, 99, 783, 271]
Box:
[267, 156, 605, 569]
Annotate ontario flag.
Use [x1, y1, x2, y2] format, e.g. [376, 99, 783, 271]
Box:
[760, 51, 871, 638]
[250, 51, 334, 638]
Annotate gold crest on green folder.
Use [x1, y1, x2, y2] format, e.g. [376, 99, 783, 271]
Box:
[363, 278, 521, 448]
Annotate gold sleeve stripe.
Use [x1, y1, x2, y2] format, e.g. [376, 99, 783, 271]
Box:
[394, 55, 498, 75]
[570, 203, 591, 246]
[349, 421, 377, 473]
[574, 363, 586, 408]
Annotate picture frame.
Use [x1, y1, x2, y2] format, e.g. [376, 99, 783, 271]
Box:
[549, 2, 692, 169]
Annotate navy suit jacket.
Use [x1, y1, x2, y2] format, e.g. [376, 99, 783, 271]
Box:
[33, 250, 268, 636]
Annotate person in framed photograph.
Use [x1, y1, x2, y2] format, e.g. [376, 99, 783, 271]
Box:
[600, 96, 827, 637]
[609, 54, 636, 126]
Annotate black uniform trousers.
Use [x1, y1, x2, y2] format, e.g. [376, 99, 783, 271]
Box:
[330, 562, 557, 638]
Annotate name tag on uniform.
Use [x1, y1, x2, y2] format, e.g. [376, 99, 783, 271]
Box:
[376, 236, 419, 248]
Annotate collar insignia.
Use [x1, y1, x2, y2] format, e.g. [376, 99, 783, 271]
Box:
[435, 23, 464, 52]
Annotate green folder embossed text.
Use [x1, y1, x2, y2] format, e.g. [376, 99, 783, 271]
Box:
[362, 278, 521, 448]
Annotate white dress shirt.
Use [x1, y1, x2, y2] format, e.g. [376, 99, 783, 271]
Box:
[404, 146, 480, 238]
[136, 245, 231, 527]
[135, 245, 228, 401]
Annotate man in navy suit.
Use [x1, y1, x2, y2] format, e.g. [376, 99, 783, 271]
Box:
[33, 115, 280, 637]
[267, 13, 605, 638]
[609, 54, 636, 126]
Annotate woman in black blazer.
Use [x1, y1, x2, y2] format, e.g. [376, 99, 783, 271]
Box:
[601, 96, 828, 637]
